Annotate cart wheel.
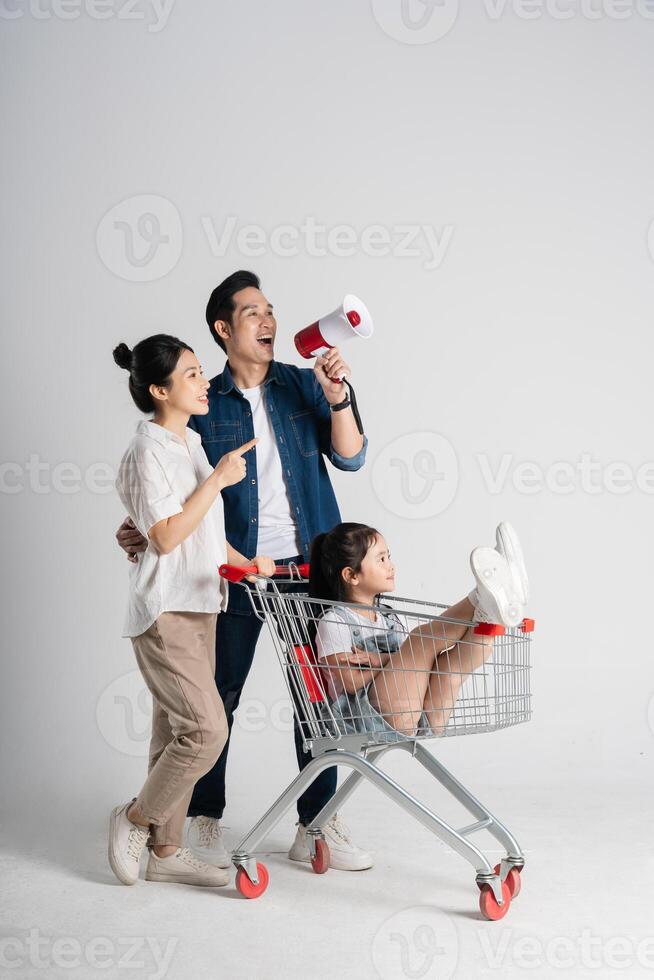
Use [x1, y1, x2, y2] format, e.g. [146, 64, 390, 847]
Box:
[479, 881, 512, 921]
[494, 863, 522, 899]
[235, 862, 269, 899]
[311, 838, 330, 874]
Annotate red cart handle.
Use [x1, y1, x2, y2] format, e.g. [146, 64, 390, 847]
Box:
[219, 562, 310, 584]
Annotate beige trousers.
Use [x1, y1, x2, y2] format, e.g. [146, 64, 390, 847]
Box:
[130, 611, 227, 848]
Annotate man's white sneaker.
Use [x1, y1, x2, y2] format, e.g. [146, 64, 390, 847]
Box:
[145, 847, 229, 886]
[470, 547, 524, 627]
[495, 521, 529, 606]
[187, 816, 231, 868]
[108, 801, 150, 885]
[288, 815, 373, 871]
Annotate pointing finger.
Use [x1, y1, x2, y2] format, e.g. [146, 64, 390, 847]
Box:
[235, 438, 258, 456]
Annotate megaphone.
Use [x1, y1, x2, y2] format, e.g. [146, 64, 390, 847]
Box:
[294, 295, 374, 371]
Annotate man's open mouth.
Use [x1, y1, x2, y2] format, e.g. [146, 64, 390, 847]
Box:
[257, 334, 273, 347]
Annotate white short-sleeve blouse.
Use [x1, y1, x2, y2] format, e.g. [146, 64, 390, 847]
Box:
[116, 420, 229, 637]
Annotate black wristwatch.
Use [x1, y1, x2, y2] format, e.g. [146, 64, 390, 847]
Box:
[328, 379, 364, 434]
[329, 392, 351, 412]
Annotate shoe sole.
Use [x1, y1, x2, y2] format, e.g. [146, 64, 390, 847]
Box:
[288, 851, 373, 872]
[496, 522, 529, 605]
[470, 547, 523, 627]
[144, 871, 229, 886]
[108, 807, 138, 886]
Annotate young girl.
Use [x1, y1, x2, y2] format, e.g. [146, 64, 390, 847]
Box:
[110, 334, 274, 888]
[310, 522, 529, 740]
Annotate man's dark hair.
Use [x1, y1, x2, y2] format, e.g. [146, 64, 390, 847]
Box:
[205, 270, 261, 353]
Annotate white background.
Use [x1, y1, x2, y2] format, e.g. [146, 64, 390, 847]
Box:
[1, 2, 653, 978]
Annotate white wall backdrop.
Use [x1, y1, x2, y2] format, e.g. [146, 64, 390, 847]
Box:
[1, 2, 653, 977]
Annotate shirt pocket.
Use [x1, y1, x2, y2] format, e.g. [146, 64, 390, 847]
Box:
[289, 409, 320, 458]
[205, 419, 243, 452]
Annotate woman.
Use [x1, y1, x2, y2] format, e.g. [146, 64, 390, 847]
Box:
[110, 333, 274, 887]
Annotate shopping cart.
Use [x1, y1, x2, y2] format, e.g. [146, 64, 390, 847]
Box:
[218, 562, 534, 920]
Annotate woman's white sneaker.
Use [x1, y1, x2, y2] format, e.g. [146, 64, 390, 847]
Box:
[470, 547, 524, 627]
[288, 815, 373, 871]
[108, 802, 150, 885]
[495, 521, 529, 606]
[145, 847, 229, 886]
[187, 816, 231, 868]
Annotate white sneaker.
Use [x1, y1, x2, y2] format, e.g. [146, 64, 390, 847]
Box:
[145, 847, 229, 886]
[495, 521, 529, 606]
[187, 816, 231, 869]
[108, 801, 150, 885]
[470, 547, 524, 627]
[288, 815, 373, 871]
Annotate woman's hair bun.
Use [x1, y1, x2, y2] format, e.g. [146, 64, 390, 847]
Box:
[113, 343, 133, 371]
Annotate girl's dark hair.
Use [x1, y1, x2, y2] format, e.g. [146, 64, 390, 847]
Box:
[112, 334, 194, 414]
[308, 522, 380, 604]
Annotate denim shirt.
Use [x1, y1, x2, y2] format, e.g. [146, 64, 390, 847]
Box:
[189, 359, 368, 614]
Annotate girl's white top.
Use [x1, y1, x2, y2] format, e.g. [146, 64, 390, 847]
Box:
[116, 420, 229, 638]
[316, 606, 394, 700]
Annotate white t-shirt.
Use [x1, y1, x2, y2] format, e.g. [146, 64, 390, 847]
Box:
[316, 607, 398, 700]
[116, 420, 229, 638]
[241, 384, 301, 559]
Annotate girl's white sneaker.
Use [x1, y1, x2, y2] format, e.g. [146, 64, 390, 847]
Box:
[145, 847, 229, 886]
[470, 547, 524, 627]
[108, 801, 150, 885]
[187, 816, 231, 868]
[495, 521, 530, 606]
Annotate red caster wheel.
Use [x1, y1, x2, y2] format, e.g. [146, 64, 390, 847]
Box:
[235, 862, 269, 899]
[479, 880, 512, 921]
[494, 863, 522, 899]
[311, 838, 330, 874]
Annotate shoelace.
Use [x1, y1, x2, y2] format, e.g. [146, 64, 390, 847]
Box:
[177, 847, 209, 871]
[126, 824, 149, 860]
[196, 817, 222, 847]
[325, 815, 351, 847]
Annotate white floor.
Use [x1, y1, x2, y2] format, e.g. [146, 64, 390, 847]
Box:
[3, 750, 652, 980]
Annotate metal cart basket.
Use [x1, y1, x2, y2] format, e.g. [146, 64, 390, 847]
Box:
[219, 562, 534, 920]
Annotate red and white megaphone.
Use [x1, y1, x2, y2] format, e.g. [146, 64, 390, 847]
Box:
[294, 294, 373, 374]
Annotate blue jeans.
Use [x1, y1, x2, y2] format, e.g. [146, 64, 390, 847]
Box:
[187, 556, 337, 825]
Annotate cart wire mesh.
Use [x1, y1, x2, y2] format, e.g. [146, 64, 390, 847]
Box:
[248, 576, 532, 750]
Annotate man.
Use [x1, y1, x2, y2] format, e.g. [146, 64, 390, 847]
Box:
[116, 270, 372, 871]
